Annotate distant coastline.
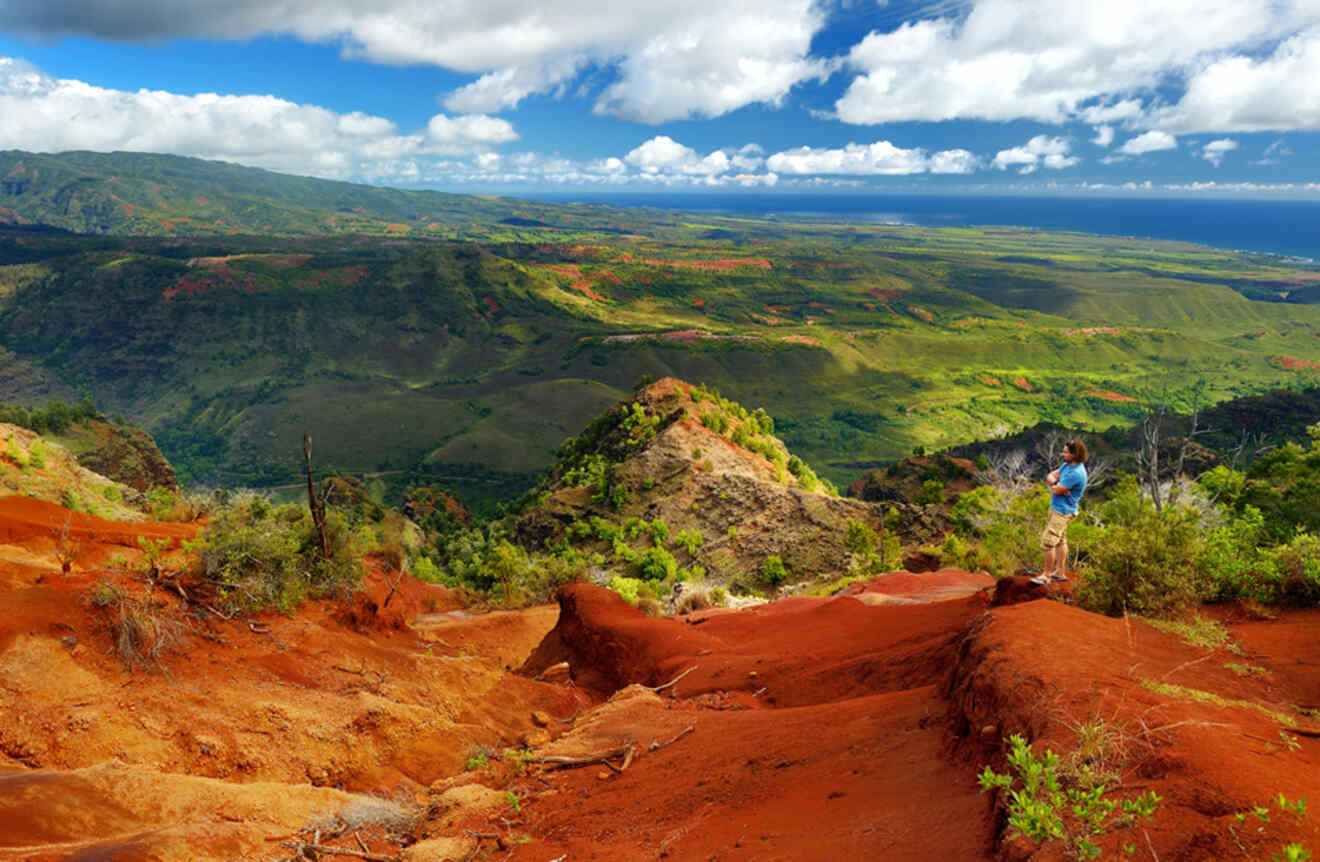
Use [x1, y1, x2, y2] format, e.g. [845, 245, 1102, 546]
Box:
[525, 192, 1320, 263]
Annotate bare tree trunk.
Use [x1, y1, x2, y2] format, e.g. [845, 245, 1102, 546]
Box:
[303, 432, 330, 560]
[1169, 386, 1202, 506]
[1140, 408, 1164, 511]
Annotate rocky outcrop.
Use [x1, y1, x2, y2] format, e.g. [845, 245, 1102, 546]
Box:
[74, 420, 178, 493]
[516, 377, 894, 585]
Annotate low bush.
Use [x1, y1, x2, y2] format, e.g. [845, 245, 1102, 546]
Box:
[761, 554, 788, 587]
[194, 493, 363, 614]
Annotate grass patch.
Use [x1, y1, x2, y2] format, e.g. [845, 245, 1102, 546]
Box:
[1141, 615, 1243, 653]
[1141, 680, 1297, 727]
[1224, 662, 1272, 678]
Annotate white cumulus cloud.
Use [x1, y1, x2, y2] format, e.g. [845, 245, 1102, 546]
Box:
[624, 135, 730, 175]
[765, 141, 977, 175]
[991, 136, 1079, 174]
[0, 0, 828, 124]
[1153, 27, 1320, 132]
[0, 57, 516, 181]
[1118, 130, 1177, 155]
[1200, 138, 1238, 166]
[834, 0, 1320, 132]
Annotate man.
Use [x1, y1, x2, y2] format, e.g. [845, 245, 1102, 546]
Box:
[1030, 438, 1087, 586]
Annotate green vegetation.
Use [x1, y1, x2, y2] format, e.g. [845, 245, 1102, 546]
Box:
[0, 397, 100, 435]
[1140, 680, 1298, 727]
[979, 734, 1160, 860]
[4, 151, 1320, 503]
[194, 492, 363, 614]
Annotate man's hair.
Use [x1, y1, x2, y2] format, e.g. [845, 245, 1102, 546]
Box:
[1066, 438, 1088, 463]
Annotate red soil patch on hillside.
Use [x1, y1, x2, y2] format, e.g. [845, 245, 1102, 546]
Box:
[781, 334, 822, 346]
[907, 304, 935, 323]
[548, 264, 609, 301]
[163, 261, 265, 300]
[1081, 389, 1138, 402]
[617, 253, 772, 271]
[980, 374, 1003, 386]
[868, 287, 902, 303]
[1277, 356, 1320, 370]
[0, 495, 194, 552]
[1012, 376, 1035, 391]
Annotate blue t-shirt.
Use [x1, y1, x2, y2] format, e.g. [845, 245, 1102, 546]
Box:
[1051, 462, 1087, 515]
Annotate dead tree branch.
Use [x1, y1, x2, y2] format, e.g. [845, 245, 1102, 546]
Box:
[303, 431, 330, 561]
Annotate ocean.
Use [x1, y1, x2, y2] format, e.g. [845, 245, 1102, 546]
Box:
[526, 192, 1320, 262]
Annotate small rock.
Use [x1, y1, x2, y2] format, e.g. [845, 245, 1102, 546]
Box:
[520, 728, 551, 748]
[60, 636, 77, 649]
[531, 710, 553, 727]
[597, 771, 610, 780]
[401, 837, 477, 862]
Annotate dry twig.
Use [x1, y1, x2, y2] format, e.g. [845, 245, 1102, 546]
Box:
[647, 665, 697, 693]
[280, 840, 396, 861]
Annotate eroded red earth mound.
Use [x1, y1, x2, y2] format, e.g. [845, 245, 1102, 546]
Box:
[2, 494, 1318, 861]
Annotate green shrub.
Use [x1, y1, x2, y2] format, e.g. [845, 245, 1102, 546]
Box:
[787, 455, 820, 492]
[700, 410, 729, 435]
[1079, 486, 1205, 618]
[196, 493, 363, 614]
[591, 516, 621, 542]
[649, 518, 670, 547]
[412, 556, 442, 582]
[761, 554, 788, 587]
[915, 478, 944, 505]
[844, 520, 877, 557]
[637, 546, 677, 581]
[608, 574, 643, 605]
[949, 484, 1050, 576]
[674, 528, 704, 556]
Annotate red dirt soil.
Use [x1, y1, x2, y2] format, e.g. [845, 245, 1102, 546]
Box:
[1081, 389, 1138, 402]
[3, 493, 1319, 861]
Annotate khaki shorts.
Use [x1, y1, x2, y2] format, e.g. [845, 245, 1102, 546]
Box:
[1040, 509, 1076, 549]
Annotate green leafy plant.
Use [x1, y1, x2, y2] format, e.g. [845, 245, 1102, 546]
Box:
[761, 554, 788, 587]
[674, 528, 704, 556]
[979, 734, 1160, 860]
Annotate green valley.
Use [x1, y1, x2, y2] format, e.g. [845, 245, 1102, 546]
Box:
[2, 151, 1320, 506]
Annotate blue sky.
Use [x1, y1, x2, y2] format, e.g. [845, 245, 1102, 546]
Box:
[0, 0, 1318, 195]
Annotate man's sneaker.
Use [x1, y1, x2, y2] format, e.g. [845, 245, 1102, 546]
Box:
[1051, 574, 1069, 583]
[1029, 574, 1051, 586]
